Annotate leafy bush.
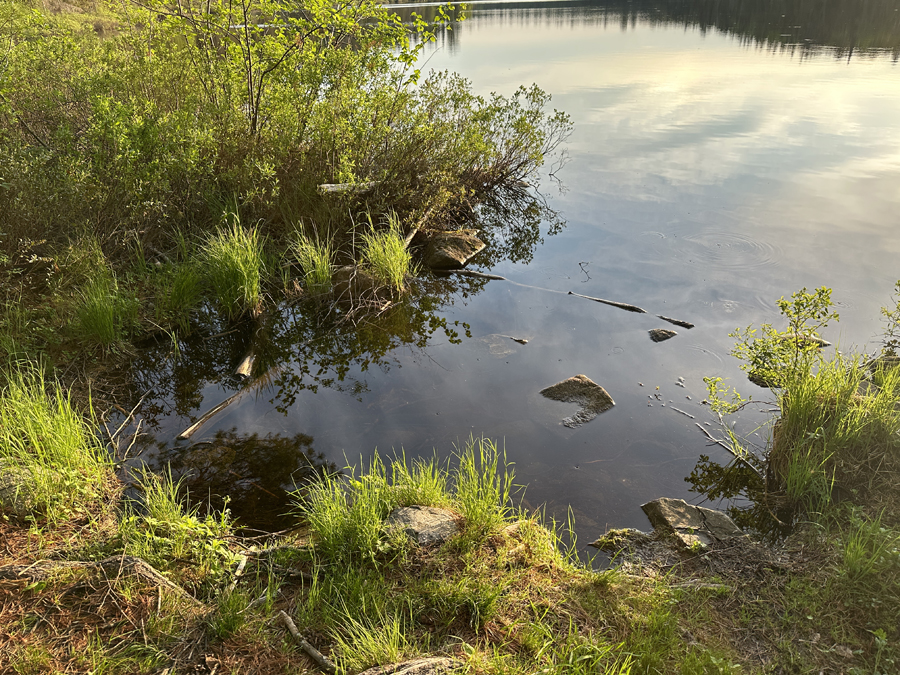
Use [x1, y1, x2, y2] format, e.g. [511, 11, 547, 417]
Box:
[0, 0, 569, 262]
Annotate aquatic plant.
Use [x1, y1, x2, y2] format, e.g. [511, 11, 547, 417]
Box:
[201, 217, 265, 320]
[359, 214, 414, 294]
[292, 231, 333, 296]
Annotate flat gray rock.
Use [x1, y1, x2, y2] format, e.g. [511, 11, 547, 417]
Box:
[649, 328, 677, 343]
[357, 657, 463, 675]
[540, 374, 614, 428]
[641, 497, 746, 549]
[387, 506, 459, 546]
[423, 230, 486, 270]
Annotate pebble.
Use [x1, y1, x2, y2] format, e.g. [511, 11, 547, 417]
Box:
[678, 376, 685, 383]
[638, 382, 644, 386]
[675, 381, 686, 388]
[686, 396, 691, 400]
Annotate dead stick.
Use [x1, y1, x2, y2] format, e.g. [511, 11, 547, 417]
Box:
[658, 315, 695, 329]
[177, 390, 244, 440]
[445, 269, 506, 281]
[226, 555, 247, 594]
[568, 291, 646, 314]
[694, 423, 765, 479]
[279, 611, 337, 674]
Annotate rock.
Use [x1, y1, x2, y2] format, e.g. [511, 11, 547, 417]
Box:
[386, 505, 459, 546]
[332, 265, 386, 303]
[649, 328, 677, 343]
[867, 354, 900, 373]
[357, 657, 463, 675]
[0, 460, 41, 520]
[641, 497, 746, 549]
[540, 374, 614, 428]
[422, 230, 486, 270]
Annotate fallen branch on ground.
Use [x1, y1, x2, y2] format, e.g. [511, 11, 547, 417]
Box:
[279, 610, 337, 674]
[0, 555, 202, 606]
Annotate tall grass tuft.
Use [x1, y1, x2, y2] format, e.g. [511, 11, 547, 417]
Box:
[296, 437, 515, 565]
[202, 216, 265, 320]
[0, 365, 113, 522]
[75, 275, 138, 348]
[153, 263, 203, 332]
[292, 231, 333, 295]
[360, 213, 413, 294]
[771, 353, 900, 513]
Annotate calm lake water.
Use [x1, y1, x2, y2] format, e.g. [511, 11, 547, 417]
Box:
[126, 0, 900, 548]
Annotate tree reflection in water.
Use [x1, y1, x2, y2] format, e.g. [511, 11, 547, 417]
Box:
[123, 187, 563, 530]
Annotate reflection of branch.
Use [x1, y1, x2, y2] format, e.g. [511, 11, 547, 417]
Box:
[177, 366, 280, 439]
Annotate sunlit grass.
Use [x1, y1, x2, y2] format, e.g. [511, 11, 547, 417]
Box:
[292, 230, 333, 295]
[360, 213, 413, 294]
[202, 216, 265, 320]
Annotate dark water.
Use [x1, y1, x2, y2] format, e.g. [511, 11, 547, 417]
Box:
[123, 0, 900, 549]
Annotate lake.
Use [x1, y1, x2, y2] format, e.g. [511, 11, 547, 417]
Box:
[125, 0, 900, 549]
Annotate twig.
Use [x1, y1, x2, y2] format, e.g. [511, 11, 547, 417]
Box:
[670, 406, 695, 419]
[658, 315, 695, 329]
[177, 391, 244, 440]
[226, 555, 247, 594]
[111, 388, 153, 441]
[568, 291, 646, 314]
[279, 610, 337, 674]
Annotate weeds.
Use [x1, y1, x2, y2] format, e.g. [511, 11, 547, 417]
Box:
[292, 231, 333, 295]
[0, 365, 113, 523]
[201, 217, 265, 320]
[360, 214, 414, 294]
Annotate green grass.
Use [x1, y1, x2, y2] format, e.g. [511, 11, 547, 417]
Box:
[0, 366, 113, 523]
[151, 262, 203, 332]
[201, 216, 265, 320]
[74, 274, 138, 348]
[292, 230, 333, 295]
[360, 214, 414, 294]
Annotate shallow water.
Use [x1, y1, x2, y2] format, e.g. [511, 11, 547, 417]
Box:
[124, 0, 900, 548]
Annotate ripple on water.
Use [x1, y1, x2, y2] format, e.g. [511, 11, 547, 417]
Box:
[642, 228, 783, 272]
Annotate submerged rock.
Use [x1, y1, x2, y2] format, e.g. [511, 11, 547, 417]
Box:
[649, 328, 677, 342]
[422, 229, 486, 270]
[387, 505, 459, 546]
[540, 374, 614, 428]
[641, 497, 746, 549]
[357, 657, 463, 675]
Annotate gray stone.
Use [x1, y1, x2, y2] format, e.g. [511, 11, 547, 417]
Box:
[333, 265, 385, 303]
[357, 658, 463, 675]
[649, 328, 677, 343]
[0, 460, 41, 519]
[641, 497, 746, 549]
[387, 506, 459, 546]
[540, 374, 614, 428]
[423, 230, 486, 270]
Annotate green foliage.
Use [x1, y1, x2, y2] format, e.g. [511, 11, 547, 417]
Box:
[0, 365, 113, 523]
[0, 0, 569, 263]
[119, 468, 236, 578]
[296, 437, 515, 566]
[359, 214, 413, 294]
[151, 262, 203, 332]
[201, 217, 265, 320]
[291, 230, 333, 295]
[729, 286, 838, 388]
[880, 279, 900, 355]
[74, 274, 138, 348]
